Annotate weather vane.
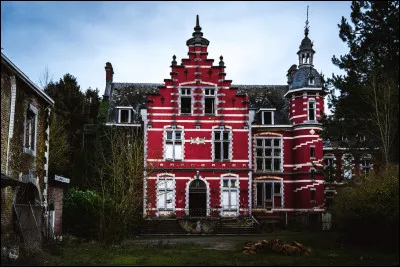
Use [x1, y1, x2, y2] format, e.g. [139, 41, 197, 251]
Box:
[305, 5, 310, 37]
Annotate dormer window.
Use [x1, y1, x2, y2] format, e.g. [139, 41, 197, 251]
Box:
[259, 108, 275, 125]
[309, 77, 315, 85]
[117, 107, 134, 123]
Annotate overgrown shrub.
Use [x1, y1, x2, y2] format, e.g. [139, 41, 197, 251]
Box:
[332, 165, 399, 249]
[63, 188, 101, 240]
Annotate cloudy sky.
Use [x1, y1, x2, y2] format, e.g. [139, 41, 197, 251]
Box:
[1, 1, 351, 111]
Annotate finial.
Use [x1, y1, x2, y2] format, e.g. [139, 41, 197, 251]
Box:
[305, 5, 310, 37]
[194, 14, 202, 33]
[219, 55, 224, 67]
[171, 55, 177, 66]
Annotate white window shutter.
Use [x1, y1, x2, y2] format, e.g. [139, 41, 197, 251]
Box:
[157, 192, 165, 209]
[166, 144, 173, 160]
[222, 191, 229, 209]
[230, 190, 237, 208]
[175, 144, 182, 160]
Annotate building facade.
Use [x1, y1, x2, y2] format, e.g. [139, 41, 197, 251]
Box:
[102, 15, 366, 223]
[1, 52, 54, 253]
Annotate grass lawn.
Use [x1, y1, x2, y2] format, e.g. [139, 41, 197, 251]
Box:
[21, 231, 399, 266]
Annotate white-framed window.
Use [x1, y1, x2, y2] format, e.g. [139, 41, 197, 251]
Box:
[309, 77, 315, 85]
[308, 99, 316, 121]
[323, 155, 336, 182]
[342, 153, 354, 179]
[221, 177, 238, 211]
[255, 137, 282, 172]
[213, 127, 231, 161]
[180, 88, 192, 114]
[262, 111, 273, 125]
[360, 154, 372, 176]
[255, 181, 282, 209]
[157, 176, 175, 211]
[310, 146, 315, 159]
[117, 107, 135, 123]
[204, 88, 215, 115]
[24, 104, 38, 156]
[165, 126, 183, 161]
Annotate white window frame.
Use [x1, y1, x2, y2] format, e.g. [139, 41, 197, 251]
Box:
[255, 181, 283, 209]
[360, 154, 372, 176]
[212, 126, 231, 161]
[255, 137, 283, 172]
[309, 77, 315, 85]
[165, 126, 183, 161]
[23, 104, 38, 156]
[307, 99, 316, 121]
[204, 88, 216, 115]
[179, 88, 192, 115]
[342, 153, 354, 179]
[323, 155, 336, 182]
[117, 107, 135, 123]
[157, 175, 175, 211]
[221, 177, 238, 212]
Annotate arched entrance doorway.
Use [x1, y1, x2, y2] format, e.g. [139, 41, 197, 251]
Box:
[189, 179, 207, 217]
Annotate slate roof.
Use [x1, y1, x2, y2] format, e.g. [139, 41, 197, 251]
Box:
[107, 83, 290, 125]
[290, 66, 322, 90]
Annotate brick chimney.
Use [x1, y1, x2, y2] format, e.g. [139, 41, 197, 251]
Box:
[103, 62, 114, 100]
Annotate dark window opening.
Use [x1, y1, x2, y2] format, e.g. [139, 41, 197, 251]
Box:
[311, 169, 316, 180]
[308, 102, 315, 121]
[181, 98, 191, 114]
[262, 111, 272, 125]
[214, 130, 230, 161]
[120, 109, 130, 123]
[310, 146, 315, 158]
[274, 183, 281, 194]
[205, 98, 215, 114]
[311, 190, 316, 202]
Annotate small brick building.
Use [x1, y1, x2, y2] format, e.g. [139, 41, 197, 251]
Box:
[1, 52, 54, 253]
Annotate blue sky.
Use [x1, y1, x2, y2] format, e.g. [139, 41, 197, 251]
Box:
[1, 1, 351, 111]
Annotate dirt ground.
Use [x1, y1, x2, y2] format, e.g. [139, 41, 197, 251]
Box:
[122, 235, 284, 251]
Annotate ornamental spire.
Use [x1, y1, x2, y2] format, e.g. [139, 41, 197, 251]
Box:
[304, 5, 310, 37]
[186, 15, 210, 46]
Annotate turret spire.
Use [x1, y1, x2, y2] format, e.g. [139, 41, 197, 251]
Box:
[186, 15, 210, 46]
[304, 5, 309, 37]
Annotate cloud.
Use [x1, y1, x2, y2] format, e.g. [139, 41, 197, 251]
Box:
[1, 1, 351, 113]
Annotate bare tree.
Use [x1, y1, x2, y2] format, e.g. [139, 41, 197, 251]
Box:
[363, 69, 399, 167]
[94, 126, 152, 244]
[38, 65, 54, 90]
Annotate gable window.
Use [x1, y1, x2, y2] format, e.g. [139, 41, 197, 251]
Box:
[157, 176, 175, 211]
[255, 138, 282, 172]
[310, 146, 315, 159]
[221, 177, 238, 211]
[256, 181, 283, 209]
[180, 88, 191, 114]
[343, 154, 353, 179]
[213, 127, 231, 161]
[24, 104, 38, 156]
[204, 88, 215, 114]
[118, 108, 134, 123]
[165, 127, 183, 161]
[308, 100, 316, 121]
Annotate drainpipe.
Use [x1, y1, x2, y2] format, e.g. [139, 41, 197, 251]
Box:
[43, 106, 51, 238]
[6, 75, 17, 177]
[248, 108, 256, 216]
[140, 108, 148, 218]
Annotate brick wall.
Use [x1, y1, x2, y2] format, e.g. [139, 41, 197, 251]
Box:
[48, 186, 63, 234]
